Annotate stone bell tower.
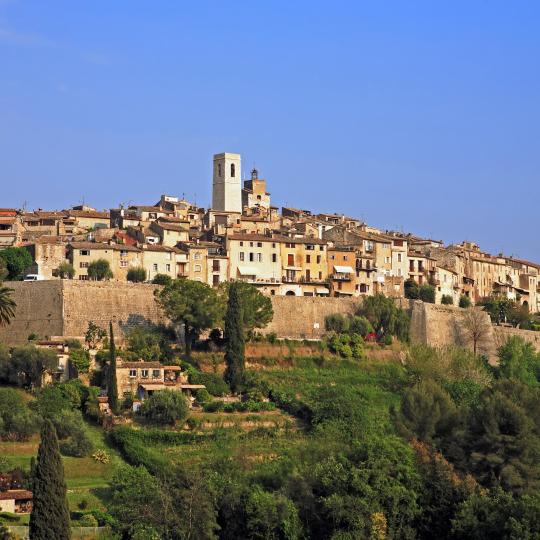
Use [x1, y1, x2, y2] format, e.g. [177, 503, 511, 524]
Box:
[212, 152, 242, 213]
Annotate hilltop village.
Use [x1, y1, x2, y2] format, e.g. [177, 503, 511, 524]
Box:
[1, 151, 539, 312]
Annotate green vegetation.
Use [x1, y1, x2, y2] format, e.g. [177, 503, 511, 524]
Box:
[459, 294, 472, 308]
[224, 282, 245, 392]
[56, 262, 75, 279]
[126, 266, 147, 283]
[140, 390, 189, 426]
[359, 294, 410, 342]
[69, 349, 90, 374]
[0, 345, 57, 388]
[29, 419, 71, 540]
[0, 286, 16, 327]
[405, 278, 436, 304]
[151, 273, 172, 286]
[441, 294, 453, 305]
[87, 258, 113, 281]
[0, 247, 33, 281]
[220, 281, 273, 335]
[107, 321, 118, 413]
[155, 279, 223, 356]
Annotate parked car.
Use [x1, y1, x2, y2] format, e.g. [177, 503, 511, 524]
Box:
[23, 274, 45, 281]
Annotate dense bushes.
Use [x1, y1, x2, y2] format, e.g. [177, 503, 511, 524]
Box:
[325, 314, 373, 337]
[69, 349, 90, 374]
[358, 294, 410, 342]
[0, 345, 58, 388]
[108, 427, 168, 475]
[327, 332, 365, 359]
[140, 390, 189, 426]
[202, 400, 275, 413]
[0, 388, 38, 441]
[188, 369, 230, 396]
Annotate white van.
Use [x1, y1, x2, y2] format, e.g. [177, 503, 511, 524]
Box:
[23, 274, 45, 281]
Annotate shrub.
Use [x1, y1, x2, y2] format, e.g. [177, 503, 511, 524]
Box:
[56, 262, 75, 279]
[441, 295, 453, 305]
[87, 258, 113, 281]
[127, 267, 147, 283]
[79, 513, 99, 527]
[404, 278, 420, 300]
[325, 314, 349, 333]
[419, 285, 436, 303]
[140, 390, 189, 426]
[267, 332, 278, 344]
[348, 316, 374, 338]
[195, 389, 212, 404]
[459, 295, 472, 308]
[69, 349, 90, 374]
[382, 334, 393, 346]
[188, 371, 229, 396]
[151, 273, 172, 286]
[65, 338, 82, 350]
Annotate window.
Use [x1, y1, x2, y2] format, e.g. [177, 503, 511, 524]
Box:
[153, 263, 158, 271]
[306, 255, 311, 263]
[194, 253, 201, 260]
[212, 260, 220, 272]
[270, 289, 276, 295]
[257, 195, 261, 200]
[166, 264, 171, 272]
[141, 369, 149, 378]
[397, 253, 402, 262]
[149, 213, 157, 220]
[343, 255, 348, 261]
[272, 254, 277, 263]
[120, 260, 128, 268]
[218, 163, 222, 177]
[272, 243, 276, 248]
[129, 369, 137, 377]
[330, 255, 335, 260]
[79, 250, 89, 256]
[194, 264, 202, 272]
[231, 163, 235, 177]
[257, 242, 262, 247]
[120, 250, 128, 258]
[318, 271, 322, 279]
[152, 369, 161, 378]
[239, 252, 244, 261]
[287, 254, 294, 266]
[249, 253, 254, 262]
[80, 262, 89, 268]
[79, 275, 89, 280]
[213, 274, 220, 286]
[240, 241, 243, 246]
[317, 255, 321, 264]
[257, 253, 262, 262]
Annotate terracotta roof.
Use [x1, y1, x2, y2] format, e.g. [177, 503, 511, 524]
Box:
[153, 222, 189, 232]
[227, 233, 326, 245]
[68, 241, 140, 252]
[141, 244, 174, 252]
[0, 490, 32, 501]
[119, 361, 164, 368]
[67, 210, 110, 219]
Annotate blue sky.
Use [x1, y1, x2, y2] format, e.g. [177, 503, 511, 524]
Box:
[1, 1, 539, 260]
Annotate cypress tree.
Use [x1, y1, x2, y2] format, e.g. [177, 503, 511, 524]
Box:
[108, 321, 118, 413]
[223, 282, 245, 393]
[29, 419, 71, 540]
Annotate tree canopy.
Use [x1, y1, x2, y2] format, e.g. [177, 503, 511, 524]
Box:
[155, 279, 222, 355]
[0, 247, 33, 280]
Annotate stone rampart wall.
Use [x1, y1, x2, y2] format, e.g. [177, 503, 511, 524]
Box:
[1, 282, 539, 357]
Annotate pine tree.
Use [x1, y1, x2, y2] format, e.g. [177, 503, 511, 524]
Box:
[223, 282, 245, 393]
[108, 321, 118, 413]
[29, 419, 71, 540]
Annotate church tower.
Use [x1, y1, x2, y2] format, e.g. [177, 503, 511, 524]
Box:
[212, 152, 242, 213]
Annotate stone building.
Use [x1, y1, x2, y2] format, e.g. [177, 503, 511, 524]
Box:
[212, 152, 242, 213]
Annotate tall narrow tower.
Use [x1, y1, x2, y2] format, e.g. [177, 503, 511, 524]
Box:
[212, 152, 242, 212]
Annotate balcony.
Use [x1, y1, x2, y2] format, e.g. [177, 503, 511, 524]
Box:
[330, 273, 352, 281]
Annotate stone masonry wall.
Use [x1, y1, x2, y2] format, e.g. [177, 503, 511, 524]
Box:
[0, 282, 538, 357]
[0, 281, 64, 345]
[262, 296, 359, 339]
[61, 281, 166, 342]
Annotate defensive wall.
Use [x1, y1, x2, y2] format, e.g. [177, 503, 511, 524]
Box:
[0, 282, 538, 357]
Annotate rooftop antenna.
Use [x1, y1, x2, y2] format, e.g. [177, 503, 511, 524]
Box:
[22, 200, 27, 212]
